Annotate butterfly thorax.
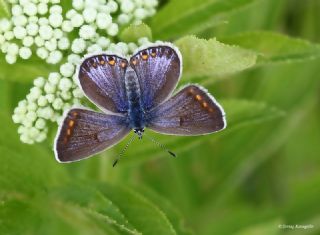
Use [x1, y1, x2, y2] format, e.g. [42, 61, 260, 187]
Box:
[125, 67, 146, 132]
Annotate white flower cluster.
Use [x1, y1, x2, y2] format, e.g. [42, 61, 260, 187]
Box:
[66, 0, 157, 55]
[12, 74, 81, 144]
[12, 39, 150, 144]
[116, 0, 158, 25]
[0, 0, 68, 64]
[0, 0, 158, 64]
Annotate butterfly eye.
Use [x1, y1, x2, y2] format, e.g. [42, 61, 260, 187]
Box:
[141, 50, 149, 60]
[108, 56, 116, 66]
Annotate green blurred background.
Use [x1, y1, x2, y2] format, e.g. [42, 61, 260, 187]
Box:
[1, 0, 320, 234]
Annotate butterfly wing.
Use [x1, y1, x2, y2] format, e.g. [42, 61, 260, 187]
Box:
[54, 108, 130, 162]
[129, 44, 182, 110]
[146, 85, 226, 135]
[78, 54, 129, 113]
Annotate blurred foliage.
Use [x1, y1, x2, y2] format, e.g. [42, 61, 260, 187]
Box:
[1, 0, 320, 234]
[175, 35, 257, 77]
[119, 23, 153, 43]
[0, 0, 10, 18]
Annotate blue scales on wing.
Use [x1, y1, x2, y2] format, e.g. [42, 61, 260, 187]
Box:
[129, 45, 182, 110]
[78, 54, 129, 113]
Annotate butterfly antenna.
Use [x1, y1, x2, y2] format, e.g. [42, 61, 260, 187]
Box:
[113, 134, 137, 167]
[144, 133, 176, 158]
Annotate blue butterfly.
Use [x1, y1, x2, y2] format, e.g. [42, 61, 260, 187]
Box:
[54, 43, 226, 164]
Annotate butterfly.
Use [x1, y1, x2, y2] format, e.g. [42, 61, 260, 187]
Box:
[54, 43, 226, 164]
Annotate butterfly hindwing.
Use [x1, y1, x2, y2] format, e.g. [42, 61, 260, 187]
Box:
[146, 85, 226, 135]
[55, 108, 130, 162]
[78, 54, 129, 113]
[130, 44, 182, 110]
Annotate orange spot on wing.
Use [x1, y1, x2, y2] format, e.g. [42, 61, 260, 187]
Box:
[131, 58, 137, 66]
[108, 60, 115, 66]
[67, 129, 71, 136]
[141, 51, 148, 60]
[72, 112, 78, 117]
[202, 102, 208, 108]
[150, 48, 157, 57]
[121, 60, 127, 68]
[187, 88, 195, 96]
[69, 120, 75, 127]
[195, 94, 202, 101]
[108, 56, 115, 66]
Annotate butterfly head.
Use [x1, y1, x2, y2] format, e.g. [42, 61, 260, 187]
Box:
[134, 128, 144, 139]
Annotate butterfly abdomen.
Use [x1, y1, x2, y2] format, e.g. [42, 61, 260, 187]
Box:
[125, 67, 145, 130]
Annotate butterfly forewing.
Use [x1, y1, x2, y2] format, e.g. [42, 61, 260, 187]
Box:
[147, 85, 226, 135]
[55, 108, 130, 162]
[78, 54, 129, 113]
[130, 44, 181, 110]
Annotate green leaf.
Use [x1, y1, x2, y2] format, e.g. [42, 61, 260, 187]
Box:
[219, 31, 320, 64]
[0, 146, 63, 194]
[135, 186, 193, 235]
[0, 195, 124, 235]
[222, 99, 285, 131]
[0, 114, 66, 194]
[0, 0, 10, 18]
[195, 97, 318, 234]
[120, 23, 152, 43]
[1, 170, 181, 234]
[175, 35, 257, 78]
[0, 196, 79, 235]
[151, 0, 256, 39]
[98, 184, 177, 235]
[2, 182, 179, 235]
[53, 183, 137, 234]
[235, 219, 282, 235]
[0, 55, 55, 83]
